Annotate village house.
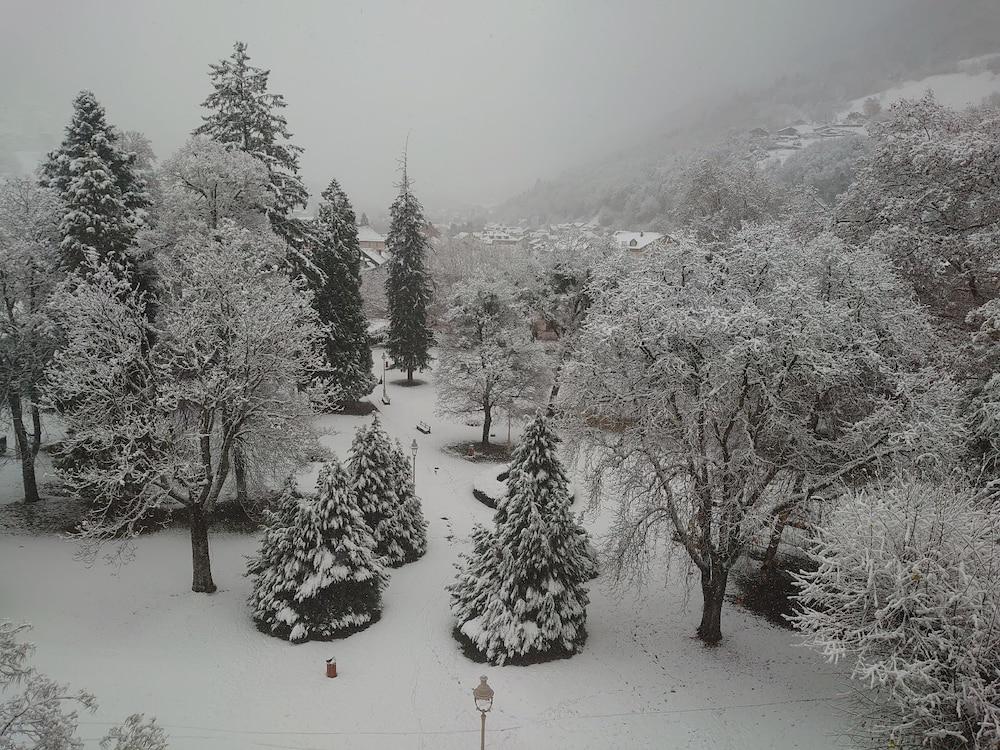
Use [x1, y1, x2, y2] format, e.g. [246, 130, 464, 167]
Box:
[612, 230, 668, 252]
[358, 224, 389, 268]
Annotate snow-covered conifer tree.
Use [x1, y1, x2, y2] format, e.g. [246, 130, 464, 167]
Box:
[347, 418, 408, 566]
[447, 523, 498, 629]
[194, 42, 314, 269]
[385, 157, 434, 383]
[314, 178, 374, 403]
[451, 415, 589, 664]
[41, 91, 151, 291]
[388, 439, 428, 563]
[246, 478, 304, 629]
[248, 460, 387, 642]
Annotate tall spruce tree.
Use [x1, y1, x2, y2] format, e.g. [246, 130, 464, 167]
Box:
[247, 463, 387, 643]
[385, 158, 434, 382]
[314, 179, 374, 403]
[41, 91, 150, 286]
[194, 41, 315, 272]
[348, 418, 408, 566]
[389, 439, 429, 563]
[449, 415, 589, 665]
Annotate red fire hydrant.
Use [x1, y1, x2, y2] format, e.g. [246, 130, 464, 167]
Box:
[326, 658, 337, 678]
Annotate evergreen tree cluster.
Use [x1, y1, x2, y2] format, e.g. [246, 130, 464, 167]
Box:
[248, 418, 427, 643]
[41, 91, 151, 290]
[448, 415, 591, 665]
[247, 464, 388, 643]
[313, 180, 375, 403]
[385, 163, 435, 382]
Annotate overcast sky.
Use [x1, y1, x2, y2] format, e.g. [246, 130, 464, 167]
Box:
[0, 0, 905, 218]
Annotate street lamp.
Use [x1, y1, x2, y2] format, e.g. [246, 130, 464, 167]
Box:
[381, 352, 389, 405]
[410, 438, 418, 490]
[472, 675, 494, 750]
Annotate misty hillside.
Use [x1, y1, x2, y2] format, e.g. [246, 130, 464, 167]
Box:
[498, 0, 1000, 227]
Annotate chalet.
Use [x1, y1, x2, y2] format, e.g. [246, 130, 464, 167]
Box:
[358, 224, 387, 253]
[358, 224, 388, 268]
[613, 230, 667, 252]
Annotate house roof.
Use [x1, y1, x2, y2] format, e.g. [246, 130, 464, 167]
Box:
[613, 230, 664, 250]
[360, 246, 387, 268]
[357, 225, 386, 243]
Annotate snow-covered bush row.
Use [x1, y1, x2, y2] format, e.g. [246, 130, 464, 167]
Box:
[472, 464, 510, 509]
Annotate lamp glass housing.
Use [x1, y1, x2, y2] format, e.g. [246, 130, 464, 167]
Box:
[473, 675, 494, 713]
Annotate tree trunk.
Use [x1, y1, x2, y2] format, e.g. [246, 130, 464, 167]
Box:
[189, 503, 217, 593]
[481, 411, 492, 446]
[407, 367, 414, 384]
[696, 567, 729, 645]
[760, 508, 792, 573]
[8, 392, 39, 503]
[546, 350, 566, 417]
[30, 404, 41, 457]
[232, 445, 249, 506]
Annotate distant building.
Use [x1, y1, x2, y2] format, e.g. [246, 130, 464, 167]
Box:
[358, 224, 387, 253]
[473, 223, 523, 246]
[358, 224, 388, 268]
[613, 230, 667, 252]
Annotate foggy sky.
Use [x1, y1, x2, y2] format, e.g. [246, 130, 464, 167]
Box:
[0, 0, 906, 219]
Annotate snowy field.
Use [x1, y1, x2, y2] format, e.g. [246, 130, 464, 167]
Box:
[0, 352, 849, 749]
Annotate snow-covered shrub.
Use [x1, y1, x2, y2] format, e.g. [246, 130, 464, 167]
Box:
[449, 415, 589, 665]
[791, 479, 1000, 749]
[472, 464, 509, 509]
[0, 622, 166, 749]
[247, 461, 388, 642]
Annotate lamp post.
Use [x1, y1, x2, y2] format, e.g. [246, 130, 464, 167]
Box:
[410, 438, 418, 490]
[472, 675, 494, 750]
[381, 352, 389, 404]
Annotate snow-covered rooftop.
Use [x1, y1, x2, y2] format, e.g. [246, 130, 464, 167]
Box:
[613, 230, 664, 250]
[357, 225, 386, 243]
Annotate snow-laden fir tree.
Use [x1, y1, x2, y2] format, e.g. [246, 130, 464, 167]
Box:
[314, 179, 374, 403]
[491, 417, 596, 578]
[388, 439, 428, 563]
[246, 477, 303, 630]
[41, 91, 151, 289]
[385, 157, 434, 383]
[450, 415, 589, 665]
[447, 523, 498, 631]
[248, 460, 387, 643]
[347, 418, 408, 566]
[194, 41, 315, 270]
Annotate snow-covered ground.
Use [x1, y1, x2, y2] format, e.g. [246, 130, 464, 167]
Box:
[0, 351, 849, 749]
